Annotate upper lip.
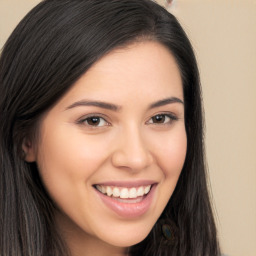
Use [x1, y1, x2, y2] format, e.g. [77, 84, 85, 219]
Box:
[94, 180, 157, 188]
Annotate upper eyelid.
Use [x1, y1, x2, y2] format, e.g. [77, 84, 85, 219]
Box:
[77, 113, 108, 121]
[76, 114, 111, 126]
[148, 111, 179, 119]
[149, 113, 177, 120]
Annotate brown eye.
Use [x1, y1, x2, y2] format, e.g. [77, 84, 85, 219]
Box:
[80, 116, 108, 127]
[152, 114, 166, 123]
[147, 113, 178, 125]
[86, 117, 101, 126]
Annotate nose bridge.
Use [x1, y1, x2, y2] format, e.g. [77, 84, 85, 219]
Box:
[111, 123, 153, 171]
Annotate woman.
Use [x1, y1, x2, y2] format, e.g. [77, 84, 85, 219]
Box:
[0, 0, 220, 255]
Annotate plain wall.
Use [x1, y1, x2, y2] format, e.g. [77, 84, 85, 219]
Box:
[1, 1, 255, 255]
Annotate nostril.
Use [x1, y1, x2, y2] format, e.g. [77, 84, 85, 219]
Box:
[111, 148, 153, 171]
[111, 130, 153, 170]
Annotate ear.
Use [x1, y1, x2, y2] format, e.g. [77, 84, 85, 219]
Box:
[22, 138, 36, 162]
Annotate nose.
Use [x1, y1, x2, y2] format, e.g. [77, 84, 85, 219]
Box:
[111, 126, 153, 172]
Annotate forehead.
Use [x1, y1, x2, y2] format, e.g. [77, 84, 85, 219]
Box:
[56, 41, 183, 109]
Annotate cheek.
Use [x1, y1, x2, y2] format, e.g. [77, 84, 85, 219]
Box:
[35, 129, 111, 222]
[37, 128, 109, 178]
[148, 126, 187, 216]
[153, 127, 187, 178]
[35, 127, 114, 208]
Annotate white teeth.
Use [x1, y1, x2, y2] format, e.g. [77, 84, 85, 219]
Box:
[95, 185, 152, 199]
[120, 188, 129, 199]
[129, 188, 137, 198]
[113, 187, 120, 197]
[137, 186, 144, 196]
[145, 185, 151, 194]
[101, 186, 106, 194]
[106, 186, 112, 197]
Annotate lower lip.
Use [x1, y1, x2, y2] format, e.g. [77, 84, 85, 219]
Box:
[95, 185, 156, 218]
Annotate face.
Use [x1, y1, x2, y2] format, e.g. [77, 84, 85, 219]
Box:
[26, 41, 187, 254]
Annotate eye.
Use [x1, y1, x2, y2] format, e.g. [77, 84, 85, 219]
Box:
[147, 113, 178, 125]
[78, 116, 109, 127]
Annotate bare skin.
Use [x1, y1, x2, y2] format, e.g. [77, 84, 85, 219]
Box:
[24, 41, 187, 255]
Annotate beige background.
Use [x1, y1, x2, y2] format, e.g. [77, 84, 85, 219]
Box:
[0, 0, 255, 255]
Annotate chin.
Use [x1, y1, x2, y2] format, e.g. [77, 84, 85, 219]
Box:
[100, 226, 152, 248]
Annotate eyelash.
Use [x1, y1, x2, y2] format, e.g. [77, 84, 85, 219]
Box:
[77, 114, 110, 127]
[77, 113, 178, 128]
[147, 113, 178, 125]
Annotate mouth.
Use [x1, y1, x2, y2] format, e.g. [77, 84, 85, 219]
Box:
[93, 182, 156, 218]
[94, 184, 152, 201]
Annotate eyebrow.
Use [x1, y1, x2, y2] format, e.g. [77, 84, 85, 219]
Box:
[149, 97, 184, 109]
[65, 97, 184, 112]
[66, 100, 121, 111]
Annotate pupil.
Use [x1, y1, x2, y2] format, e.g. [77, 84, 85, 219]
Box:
[154, 115, 165, 123]
[88, 117, 100, 125]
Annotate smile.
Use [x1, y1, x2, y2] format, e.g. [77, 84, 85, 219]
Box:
[95, 185, 151, 199]
[94, 182, 156, 218]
